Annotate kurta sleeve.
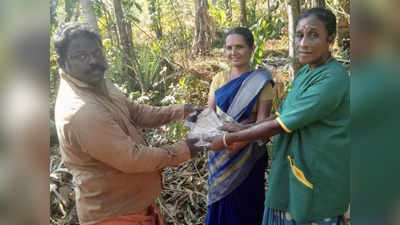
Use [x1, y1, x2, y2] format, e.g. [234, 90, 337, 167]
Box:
[278, 71, 349, 133]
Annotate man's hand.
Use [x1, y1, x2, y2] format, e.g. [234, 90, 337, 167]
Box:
[183, 104, 204, 122]
[185, 138, 204, 158]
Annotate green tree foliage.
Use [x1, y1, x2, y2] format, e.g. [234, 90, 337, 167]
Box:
[49, 0, 350, 114]
[250, 1, 286, 67]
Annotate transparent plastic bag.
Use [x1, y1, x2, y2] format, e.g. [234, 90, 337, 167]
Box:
[185, 108, 227, 147]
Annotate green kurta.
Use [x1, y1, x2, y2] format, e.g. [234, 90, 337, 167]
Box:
[266, 59, 350, 222]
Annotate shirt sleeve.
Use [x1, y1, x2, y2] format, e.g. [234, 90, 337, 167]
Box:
[106, 81, 184, 128]
[127, 103, 185, 128]
[278, 72, 349, 132]
[71, 105, 190, 173]
[258, 83, 274, 101]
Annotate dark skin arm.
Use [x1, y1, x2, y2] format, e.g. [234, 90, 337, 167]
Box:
[219, 114, 277, 132]
[207, 118, 284, 152]
[223, 100, 273, 153]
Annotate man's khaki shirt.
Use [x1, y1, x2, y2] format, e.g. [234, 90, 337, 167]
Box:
[55, 72, 190, 224]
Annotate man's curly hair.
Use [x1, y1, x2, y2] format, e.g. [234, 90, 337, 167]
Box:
[52, 22, 102, 68]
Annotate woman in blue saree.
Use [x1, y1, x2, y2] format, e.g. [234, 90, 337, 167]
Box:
[207, 27, 275, 225]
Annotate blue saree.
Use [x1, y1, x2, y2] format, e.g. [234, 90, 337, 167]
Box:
[206, 69, 274, 225]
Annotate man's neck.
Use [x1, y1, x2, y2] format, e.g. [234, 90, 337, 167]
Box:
[61, 69, 110, 98]
[92, 79, 109, 98]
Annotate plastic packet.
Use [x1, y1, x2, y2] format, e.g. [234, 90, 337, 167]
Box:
[186, 108, 226, 147]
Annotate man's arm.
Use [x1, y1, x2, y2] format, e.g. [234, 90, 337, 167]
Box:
[127, 102, 185, 128]
[127, 101, 202, 128]
[71, 106, 191, 173]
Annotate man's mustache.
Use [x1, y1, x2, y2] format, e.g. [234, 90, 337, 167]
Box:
[87, 64, 106, 73]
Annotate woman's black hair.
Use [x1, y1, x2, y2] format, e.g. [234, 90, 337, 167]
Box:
[296, 8, 337, 42]
[225, 27, 254, 48]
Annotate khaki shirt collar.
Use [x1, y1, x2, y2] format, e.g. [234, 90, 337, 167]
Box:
[59, 68, 91, 89]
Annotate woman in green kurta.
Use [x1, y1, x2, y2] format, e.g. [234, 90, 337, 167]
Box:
[206, 8, 349, 225]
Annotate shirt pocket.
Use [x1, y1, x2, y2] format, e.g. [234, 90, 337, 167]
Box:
[287, 156, 314, 222]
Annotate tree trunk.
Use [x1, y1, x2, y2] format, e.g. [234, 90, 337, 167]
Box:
[286, 0, 300, 80]
[224, 0, 232, 22]
[113, 0, 132, 50]
[98, 1, 116, 46]
[148, 0, 163, 40]
[192, 0, 216, 55]
[113, 0, 144, 92]
[65, 0, 74, 22]
[250, 0, 257, 25]
[74, 0, 81, 21]
[79, 0, 100, 33]
[311, 0, 325, 8]
[337, 0, 350, 49]
[239, 0, 247, 27]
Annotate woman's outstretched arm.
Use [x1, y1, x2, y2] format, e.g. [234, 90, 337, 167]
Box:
[207, 118, 284, 152]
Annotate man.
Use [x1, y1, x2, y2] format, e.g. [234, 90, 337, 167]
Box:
[53, 22, 203, 225]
